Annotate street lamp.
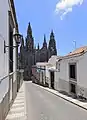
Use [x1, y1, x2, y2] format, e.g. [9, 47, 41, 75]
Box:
[13, 33, 23, 92]
[13, 33, 23, 44]
[4, 33, 23, 53]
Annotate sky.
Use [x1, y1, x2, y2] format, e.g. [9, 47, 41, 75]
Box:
[14, 0, 87, 55]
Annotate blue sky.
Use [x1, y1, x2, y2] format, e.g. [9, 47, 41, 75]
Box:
[14, 0, 87, 55]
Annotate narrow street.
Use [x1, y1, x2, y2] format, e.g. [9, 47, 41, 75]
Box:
[25, 82, 87, 120]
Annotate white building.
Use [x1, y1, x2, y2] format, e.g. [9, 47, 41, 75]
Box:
[35, 56, 58, 87]
[0, 0, 20, 119]
[55, 46, 87, 98]
[36, 62, 48, 85]
[46, 56, 57, 88]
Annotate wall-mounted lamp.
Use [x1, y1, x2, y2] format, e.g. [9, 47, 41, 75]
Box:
[13, 33, 23, 44]
[4, 33, 23, 53]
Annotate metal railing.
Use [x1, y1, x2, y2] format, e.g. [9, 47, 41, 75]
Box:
[0, 75, 9, 84]
[0, 70, 24, 100]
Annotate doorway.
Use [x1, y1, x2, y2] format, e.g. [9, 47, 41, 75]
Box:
[69, 63, 77, 80]
[70, 83, 76, 94]
[50, 71, 54, 89]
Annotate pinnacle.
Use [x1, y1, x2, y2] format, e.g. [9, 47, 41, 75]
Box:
[44, 34, 46, 43]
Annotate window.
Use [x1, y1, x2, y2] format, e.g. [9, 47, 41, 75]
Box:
[50, 71, 54, 89]
[69, 63, 76, 79]
[57, 63, 60, 72]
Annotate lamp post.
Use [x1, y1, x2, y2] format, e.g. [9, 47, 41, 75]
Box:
[4, 33, 23, 69]
[13, 33, 23, 44]
[4, 33, 23, 51]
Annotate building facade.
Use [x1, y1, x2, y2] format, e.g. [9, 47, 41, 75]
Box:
[32, 56, 58, 88]
[32, 46, 87, 100]
[20, 23, 57, 80]
[0, 0, 21, 119]
[55, 46, 87, 99]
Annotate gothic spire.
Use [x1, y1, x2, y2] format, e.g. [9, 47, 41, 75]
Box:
[43, 34, 47, 48]
[44, 34, 46, 43]
[27, 22, 32, 38]
[21, 36, 24, 47]
[50, 29, 54, 39]
[48, 30, 57, 58]
[37, 43, 40, 50]
[26, 22, 34, 52]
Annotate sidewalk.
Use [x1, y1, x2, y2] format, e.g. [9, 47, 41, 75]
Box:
[39, 85, 87, 111]
[6, 82, 27, 120]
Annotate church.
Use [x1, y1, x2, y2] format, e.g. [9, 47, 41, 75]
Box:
[20, 22, 57, 80]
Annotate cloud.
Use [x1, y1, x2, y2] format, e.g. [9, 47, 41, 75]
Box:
[55, 0, 84, 20]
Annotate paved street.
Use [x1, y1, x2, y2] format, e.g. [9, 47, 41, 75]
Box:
[25, 82, 87, 120]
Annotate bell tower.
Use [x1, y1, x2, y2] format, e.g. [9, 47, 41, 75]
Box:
[26, 22, 34, 52]
[43, 34, 47, 49]
[48, 30, 57, 59]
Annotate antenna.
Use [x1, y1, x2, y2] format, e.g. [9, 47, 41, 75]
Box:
[73, 40, 76, 49]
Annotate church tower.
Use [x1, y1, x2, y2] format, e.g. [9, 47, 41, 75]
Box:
[39, 34, 48, 62]
[21, 36, 24, 48]
[26, 22, 34, 52]
[20, 37, 25, 69]
[37, 43, 40, 50]
[48, 30, 57, 59]
[43, 34, 47, 49]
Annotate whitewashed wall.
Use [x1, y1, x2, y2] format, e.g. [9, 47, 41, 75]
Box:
[48, 56, 57, 66]
[55, 52, 87, 98]
[55, 59, 69, 92]
[46, 66, 50, 87]
[76, 52, 87, 97]
[0, 0, 9, 78]
[47, 56, 58, 87]
[77, 53, 87, 88]
[0, 0, 9, 101]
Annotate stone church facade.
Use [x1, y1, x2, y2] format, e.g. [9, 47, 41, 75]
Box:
[20, 23, 57, 80]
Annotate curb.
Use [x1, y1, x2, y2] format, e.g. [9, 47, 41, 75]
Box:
[38, 85, 87, 111]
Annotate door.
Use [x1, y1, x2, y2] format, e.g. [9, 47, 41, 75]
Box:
[50, 71, 54, 89]
[70, 83, 76, 94]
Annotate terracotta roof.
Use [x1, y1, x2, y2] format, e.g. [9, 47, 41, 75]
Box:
[67, 46, 87, 56]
